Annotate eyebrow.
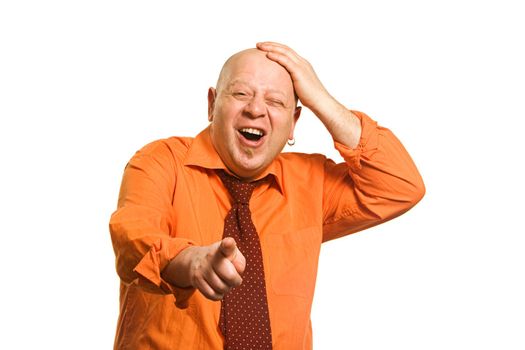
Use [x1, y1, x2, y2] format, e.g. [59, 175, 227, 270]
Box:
[227, 79, 287, 97]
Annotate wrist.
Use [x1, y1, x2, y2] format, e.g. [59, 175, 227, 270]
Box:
[161, 245, 196, 288]
[309, 93, 343, 124]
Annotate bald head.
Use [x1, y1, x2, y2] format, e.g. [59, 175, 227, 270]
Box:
[215, 48, 297, 104]
[206, 47, 302, 180]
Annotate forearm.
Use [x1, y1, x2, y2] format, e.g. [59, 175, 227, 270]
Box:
[161, 246, 196, 288]
[309, 93, 362, 149]
[322, 111, 425, 241]
[347, 111, 425, 201]
[110, 144, 197, 294]
[110, 208, 195, 292]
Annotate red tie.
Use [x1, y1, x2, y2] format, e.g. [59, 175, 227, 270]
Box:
[217, 170, 273, 350]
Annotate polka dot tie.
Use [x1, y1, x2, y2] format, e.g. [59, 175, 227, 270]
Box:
[217, 170, 273, 350]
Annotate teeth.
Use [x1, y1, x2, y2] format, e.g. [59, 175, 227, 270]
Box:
[240, 128, 264, 136]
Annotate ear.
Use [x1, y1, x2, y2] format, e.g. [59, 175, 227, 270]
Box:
[288, 106, 302, 140]
[207, 87, 216, 122]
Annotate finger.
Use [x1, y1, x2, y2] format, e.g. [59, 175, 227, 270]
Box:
[256, 42, 302, 63]
[257, 46, 306, 76]
[193, 275, 224, 301]
[256, 41, 293, 52]
[263, 52, 305, 82]
[263, 47, 301, 65]
[213, 255, 243, 287]
[265, 51, 298, 71]
[219, 237, 238, 261]
[203, 268, 233, 294]
[230, 249, 246, 275]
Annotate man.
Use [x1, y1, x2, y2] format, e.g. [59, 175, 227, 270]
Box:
[110, 42, 425, 349]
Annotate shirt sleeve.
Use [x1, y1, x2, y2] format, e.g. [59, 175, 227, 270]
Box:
[109, 140, 196, 308]
[321, 110, 425, 242]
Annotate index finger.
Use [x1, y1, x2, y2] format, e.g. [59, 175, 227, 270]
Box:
[256, 41, 301, 58]
[256, 41, 293, 52]
[212, 252, 243, 288]
[256, 42, 303, 65]
[219, 237, 238, 261]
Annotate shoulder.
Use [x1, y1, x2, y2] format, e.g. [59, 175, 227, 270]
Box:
[278, 151, 330, 165]
[134, 136, 194, 161]
[276, 151, 333, 181]
[126, 136, 195, 174]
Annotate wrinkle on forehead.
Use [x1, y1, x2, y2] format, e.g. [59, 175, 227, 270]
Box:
[215, 48, 293, 96]
[226, 78, 287, 97]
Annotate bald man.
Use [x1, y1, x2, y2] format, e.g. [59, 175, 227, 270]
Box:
[110, 42, 425, 349]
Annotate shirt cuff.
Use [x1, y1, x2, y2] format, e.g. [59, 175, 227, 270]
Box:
[334, 110, 379, 171]
[133, 238, 196, 308]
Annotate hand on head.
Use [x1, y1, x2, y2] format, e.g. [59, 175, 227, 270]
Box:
[256, 41, 330, 112]
[256, 41, 360, 148]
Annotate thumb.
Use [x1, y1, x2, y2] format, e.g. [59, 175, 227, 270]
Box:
[219, 237, 238, 261]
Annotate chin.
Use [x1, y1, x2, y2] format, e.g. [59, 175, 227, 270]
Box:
[230, 147, 276, 179]
[232, 160, 267, 179]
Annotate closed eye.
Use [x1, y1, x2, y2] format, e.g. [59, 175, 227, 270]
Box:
[267, 99, 285, 107]
[232, 91, 250, 100]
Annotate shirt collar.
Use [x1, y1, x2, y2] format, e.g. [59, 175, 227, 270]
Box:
[183, 126, 284, 193]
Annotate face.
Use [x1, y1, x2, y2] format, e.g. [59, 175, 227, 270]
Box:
[208, 49, 301, 180]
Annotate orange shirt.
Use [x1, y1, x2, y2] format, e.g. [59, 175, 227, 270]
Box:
[109, 111, 425, 349]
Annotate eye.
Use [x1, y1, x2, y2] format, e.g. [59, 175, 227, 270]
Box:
[232, 91, 250, 100]
[267, 99, 285, 107]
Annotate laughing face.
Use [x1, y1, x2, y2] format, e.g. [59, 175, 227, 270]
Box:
[208, 49, 301, 180]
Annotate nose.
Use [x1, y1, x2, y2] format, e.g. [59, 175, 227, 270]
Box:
[243, 95, 266, 119]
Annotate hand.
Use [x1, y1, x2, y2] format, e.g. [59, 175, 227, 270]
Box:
[164, 237, 246, 301]
[257, 41, 362, 148]
[256, 41, 332, 111]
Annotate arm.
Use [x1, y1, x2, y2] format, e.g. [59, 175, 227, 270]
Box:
[109, 141, 195, 303]
[110, 140, 246, 306]
[321, 111, 425, 241]
[257, 42, 425, 240]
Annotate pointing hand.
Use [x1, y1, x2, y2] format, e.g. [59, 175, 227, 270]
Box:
[165, 237, 246, 301]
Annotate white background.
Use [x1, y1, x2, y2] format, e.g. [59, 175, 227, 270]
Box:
[1, 1, 524, 349]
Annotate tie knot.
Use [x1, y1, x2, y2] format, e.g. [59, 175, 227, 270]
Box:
[217, 170, 259, 205]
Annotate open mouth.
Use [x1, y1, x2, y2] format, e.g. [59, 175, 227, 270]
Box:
[239, 128, 265, 142]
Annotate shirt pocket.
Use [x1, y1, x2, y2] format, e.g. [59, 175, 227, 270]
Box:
[264, 226, 322, 299]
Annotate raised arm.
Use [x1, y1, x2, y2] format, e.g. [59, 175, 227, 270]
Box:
[257, 42, 425, 241]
